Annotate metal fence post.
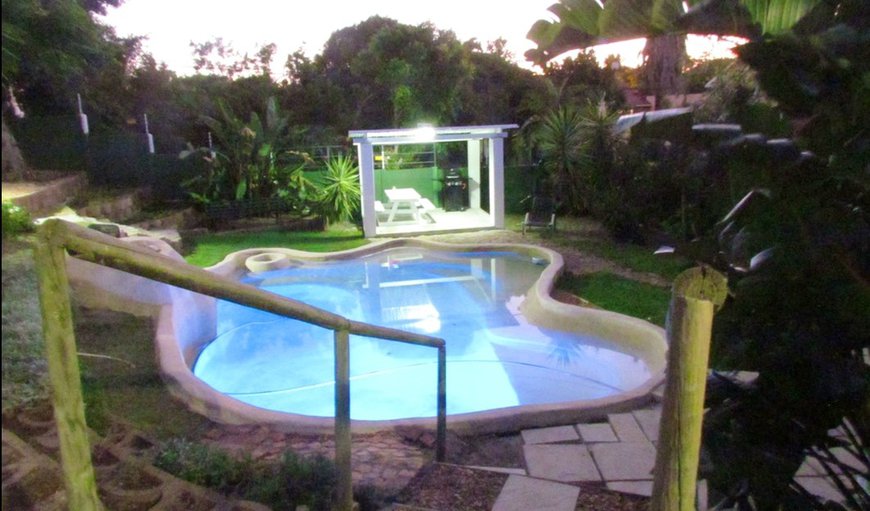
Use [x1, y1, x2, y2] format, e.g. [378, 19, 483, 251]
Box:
[334, 329, 353, 510]
[436, 344, 447, 462]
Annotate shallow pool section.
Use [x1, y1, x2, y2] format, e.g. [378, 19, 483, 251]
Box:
[193, 248, 652, 421]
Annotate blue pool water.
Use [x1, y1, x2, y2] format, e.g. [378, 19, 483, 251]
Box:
[193, 248, 650, 420]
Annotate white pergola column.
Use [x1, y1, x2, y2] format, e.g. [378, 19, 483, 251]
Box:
[488, 136, 505, 228]
[356, 141, 377, 238]
[467, 139, 482, 210]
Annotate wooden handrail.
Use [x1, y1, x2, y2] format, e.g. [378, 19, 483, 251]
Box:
[36, 219, 448, 511]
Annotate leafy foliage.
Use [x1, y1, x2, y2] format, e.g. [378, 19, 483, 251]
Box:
[2, 0, 141, 116]
[154, 440, 337, 510]
[317, 154, 361, 224]
[181, 96, 315, 212]
[1, 202, 33, 237]
[669, 2, 870, 508]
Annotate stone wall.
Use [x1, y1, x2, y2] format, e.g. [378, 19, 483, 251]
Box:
[7, 172, 88, 216]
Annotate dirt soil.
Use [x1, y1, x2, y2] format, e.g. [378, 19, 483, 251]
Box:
[395, 462, 651, 511]
[391, 431, 651, 511]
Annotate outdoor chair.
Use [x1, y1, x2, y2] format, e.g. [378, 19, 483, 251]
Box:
[522, 196, 556, 235]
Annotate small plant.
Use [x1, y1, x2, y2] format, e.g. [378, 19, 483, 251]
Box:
[154, 439, 338, 509]
[2, 202, 34, 238]
[153, 438, 253, 493]
[318, 154, 360, 224]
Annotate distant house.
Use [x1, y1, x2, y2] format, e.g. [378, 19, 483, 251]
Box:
[623, 88, 653, 112]
[622, 88, 708, 113]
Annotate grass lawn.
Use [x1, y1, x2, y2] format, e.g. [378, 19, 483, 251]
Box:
[185, 225, 369, 267]
[504, 213, 691, 281]
[558, 272, 671, 327]
[1, 241, 48, 411]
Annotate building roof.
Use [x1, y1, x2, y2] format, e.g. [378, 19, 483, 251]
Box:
[349, 124, 518, 145]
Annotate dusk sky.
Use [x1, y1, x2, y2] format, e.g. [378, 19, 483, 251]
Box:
[99, 0, 740, 76]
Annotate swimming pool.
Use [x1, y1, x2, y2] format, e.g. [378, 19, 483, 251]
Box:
[179, 242, 667, 431]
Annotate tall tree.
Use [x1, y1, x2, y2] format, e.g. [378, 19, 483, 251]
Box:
[1, 0, 135, 179]
[307, 16, 472, 131]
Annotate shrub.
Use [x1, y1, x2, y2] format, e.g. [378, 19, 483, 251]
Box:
[2, 202, 33, 238]
[153, 438, 254, 493]
[154, 439, 338, 509]
[318, 154, 360, 224]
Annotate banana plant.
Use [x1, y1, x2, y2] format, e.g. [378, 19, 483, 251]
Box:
[526, 0, 824, 65]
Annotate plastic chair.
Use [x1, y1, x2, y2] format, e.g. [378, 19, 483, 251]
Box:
[522, 196, 556, 235]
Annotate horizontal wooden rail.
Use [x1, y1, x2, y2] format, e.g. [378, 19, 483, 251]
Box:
[37, 219, 448, 511]
[53, 219, 445, 349]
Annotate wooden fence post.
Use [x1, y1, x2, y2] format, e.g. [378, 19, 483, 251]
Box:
[651, 266, 727, 511]
[33, 225, 104, 509]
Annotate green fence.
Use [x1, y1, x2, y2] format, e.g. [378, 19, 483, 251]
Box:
[12, 115, 543, 211]
[12, 115, 212, 202]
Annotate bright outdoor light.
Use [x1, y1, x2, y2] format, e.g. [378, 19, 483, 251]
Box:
[413, 124, 436, 142]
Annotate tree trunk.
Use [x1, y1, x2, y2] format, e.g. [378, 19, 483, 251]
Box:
[2, 115, 31, 181]
[642, 35, 687, 110]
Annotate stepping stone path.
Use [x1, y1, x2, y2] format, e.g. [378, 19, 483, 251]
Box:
[484, 401, 857, 511]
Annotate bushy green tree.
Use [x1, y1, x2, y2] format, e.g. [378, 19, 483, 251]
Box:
[301, 16, 472, 131]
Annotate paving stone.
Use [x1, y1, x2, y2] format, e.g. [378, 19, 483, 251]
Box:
[465, 465, 527, 475]
[521, 426, 579, 444]
[801, 447, 865, 475]
[795, 476, 849, 504]
[492, 474, 580, 511]
[523, 444, 601, 482]
[796, 458, 821, 476]
[589, 441, 657, 481]
[632, 408, 662, 443]
[606, 480, 653, 497]
[608, 413, 647, 442]
[576, 422, 618, 443]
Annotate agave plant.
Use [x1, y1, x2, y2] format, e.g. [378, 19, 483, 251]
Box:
[318, 154, 360, 225]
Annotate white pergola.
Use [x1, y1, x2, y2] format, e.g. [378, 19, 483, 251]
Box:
[349, 124, 518, 238]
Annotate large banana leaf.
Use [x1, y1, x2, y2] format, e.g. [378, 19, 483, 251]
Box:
[526, 0, 823, 64]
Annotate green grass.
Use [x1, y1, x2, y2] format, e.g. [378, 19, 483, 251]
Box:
[74, 308, 211, 438]
[185, 226, 369, 267]
[557, 272, 671, 326]
[504, 213, 691, 281]
[565, 239, 690, 281]
[1, 241, 49, 411]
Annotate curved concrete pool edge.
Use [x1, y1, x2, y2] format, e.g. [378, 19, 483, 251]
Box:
[149, 238, 668, 435]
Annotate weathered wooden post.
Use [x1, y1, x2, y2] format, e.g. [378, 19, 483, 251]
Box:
[334, 328, 353, 511]
[33, 223, 104, 509]
[651, 266, 727, 511]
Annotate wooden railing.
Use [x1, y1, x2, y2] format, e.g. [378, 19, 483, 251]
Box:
[34, 219, 447, 511]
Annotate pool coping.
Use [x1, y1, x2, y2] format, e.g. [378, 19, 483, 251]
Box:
[153, 238, 668, 435]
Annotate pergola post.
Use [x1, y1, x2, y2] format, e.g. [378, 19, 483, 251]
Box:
[488, 136, 505, 229]
[467, 139, 482, 210]
[356, 141, 376, 238]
